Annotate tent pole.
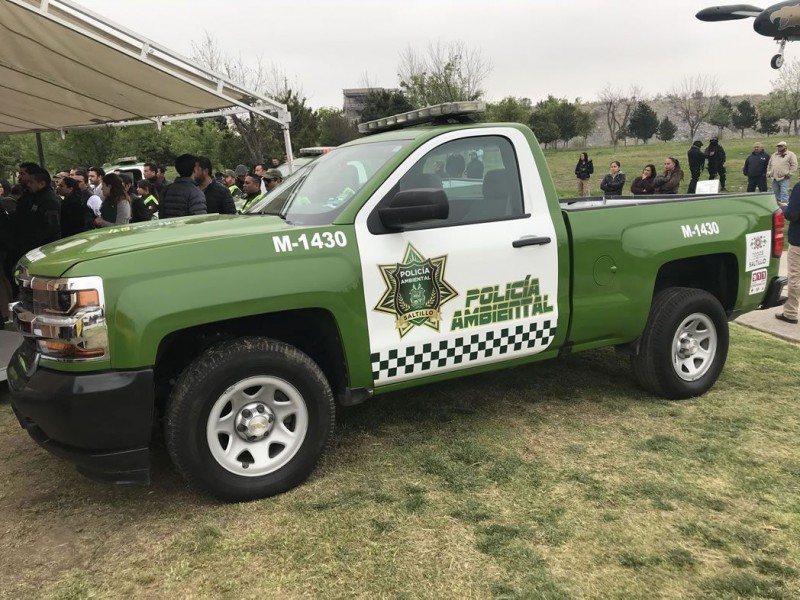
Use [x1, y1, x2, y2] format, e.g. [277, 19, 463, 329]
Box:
[282, 125, 294, 175]
[35, 132, 45, 168]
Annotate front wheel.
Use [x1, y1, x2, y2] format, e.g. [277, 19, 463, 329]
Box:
[772, 54, 784, 69]
[631, 288, 729, 400]
[166, 337, 335, 502]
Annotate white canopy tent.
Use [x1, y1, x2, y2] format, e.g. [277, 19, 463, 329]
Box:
[0, 0, 293, 167]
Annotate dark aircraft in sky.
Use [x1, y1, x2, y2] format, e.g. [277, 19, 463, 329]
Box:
[697, 2, 800, 68]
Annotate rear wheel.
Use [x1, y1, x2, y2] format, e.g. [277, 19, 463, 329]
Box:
[631, 288, 729, 400]
[166, 337, 334, 502]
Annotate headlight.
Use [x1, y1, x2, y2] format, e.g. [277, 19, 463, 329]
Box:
[11, 272, 108, 362]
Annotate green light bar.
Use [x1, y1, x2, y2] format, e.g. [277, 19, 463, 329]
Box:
[358, 101, 486, 134]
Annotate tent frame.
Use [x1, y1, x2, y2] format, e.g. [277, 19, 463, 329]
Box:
[8, 0, 294, 169]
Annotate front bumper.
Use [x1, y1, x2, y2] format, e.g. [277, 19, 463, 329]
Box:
[7, 341, 154, 484]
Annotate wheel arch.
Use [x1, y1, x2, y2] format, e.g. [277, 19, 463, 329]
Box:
[653, 253, 739, 313]
[154, 309, 348, 408]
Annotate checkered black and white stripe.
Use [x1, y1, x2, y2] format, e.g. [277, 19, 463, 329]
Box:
[370, 320, 557, 383]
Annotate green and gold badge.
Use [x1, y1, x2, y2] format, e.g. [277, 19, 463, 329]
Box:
[374, 244, 458, 338]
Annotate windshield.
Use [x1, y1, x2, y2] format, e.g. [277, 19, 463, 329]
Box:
[247, 140, 410, 225]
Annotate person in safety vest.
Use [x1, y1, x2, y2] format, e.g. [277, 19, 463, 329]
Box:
[136, 179, 160, 219]
[223, 170, 243, 198]
[240, 174, 265, 213]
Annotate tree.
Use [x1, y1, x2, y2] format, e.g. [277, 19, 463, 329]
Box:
[708, 96, 733, 137]
[731, 99, 759, 138]
[531, 113, 561, 148]
[758, 93, 784, 136]
[359, 89, 413, 123]
[668, 75, 720, 140]
[657, 117, 677, 143]
[573, 102, 596, 145]
[627, 101, 659, 144]
[486, 97, 532, 125]
[616, 126, 630, 146]
[191, 32, 305, 163]
[759, 115, 782, 136]
[769, 60, 800, 134]
[598, 85, 640, 146]
[528, 96, 592, 148]
[397, 41, 492, 108]
[0, 133, 38, 179]
[318, 108, 359, 146]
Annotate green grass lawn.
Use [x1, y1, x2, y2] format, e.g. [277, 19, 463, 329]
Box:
[545, 135, 797, 199]
[1, 325, 799, 599]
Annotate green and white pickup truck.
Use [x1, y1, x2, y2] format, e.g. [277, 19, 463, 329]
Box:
[7, 103, 787, 502]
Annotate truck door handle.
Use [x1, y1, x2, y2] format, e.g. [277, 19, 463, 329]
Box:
[512, 236, 551, 248]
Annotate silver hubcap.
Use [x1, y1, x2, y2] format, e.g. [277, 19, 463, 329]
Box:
[206, 376, 308, 477]
[671, 312, 717, 382]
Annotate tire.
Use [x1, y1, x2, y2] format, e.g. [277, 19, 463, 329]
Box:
[166, 337, 335, 502]
[631, 288, 729, 400]
[772, 54, 784, 69]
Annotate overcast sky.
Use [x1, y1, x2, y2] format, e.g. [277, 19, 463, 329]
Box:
[79, 0, 784, 108]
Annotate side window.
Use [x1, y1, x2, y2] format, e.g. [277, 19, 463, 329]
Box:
[376, 135, 524, 231]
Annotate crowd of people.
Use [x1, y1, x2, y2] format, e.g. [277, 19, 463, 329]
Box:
[0, 153, 284, 304]
[573, 138, 799, 202]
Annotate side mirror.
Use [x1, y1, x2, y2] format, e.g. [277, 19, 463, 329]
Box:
[378, 189, 449, 230]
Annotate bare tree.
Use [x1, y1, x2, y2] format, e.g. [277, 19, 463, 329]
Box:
[770, 60, 800, 135]
[191, 32, 299, 163]
[668, 75, 720, 140]
[598, 85, 641, 146]
[397, 41, 492, 107]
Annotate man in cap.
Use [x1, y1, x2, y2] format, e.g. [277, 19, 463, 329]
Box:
[687, 140, 705, 194]
[767, 141, 798, 205]
[234, 164, 248, 192]
[743, 142, 770, 193]
[704, 137, 726, 192]
[263, 168, 283, 193]
[223, 169, 242, 198]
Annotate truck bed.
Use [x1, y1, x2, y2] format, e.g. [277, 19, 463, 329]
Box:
[560, 191, 779, 353]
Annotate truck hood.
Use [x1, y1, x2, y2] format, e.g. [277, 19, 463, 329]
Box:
[21, 214, 291, 277]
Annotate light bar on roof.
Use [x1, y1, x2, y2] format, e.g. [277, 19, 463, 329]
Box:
[298, 146, 335, 156]
[358, 101, 486, 134]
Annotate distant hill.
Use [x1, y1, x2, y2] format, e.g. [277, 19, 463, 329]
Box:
[577, 94, 776, 148]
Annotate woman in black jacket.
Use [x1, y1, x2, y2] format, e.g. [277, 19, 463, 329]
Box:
[56, 177, 89, 238]
[575, 152, 594, 197]
[600, 161, 626, 196]
[630, 164, 657, 195]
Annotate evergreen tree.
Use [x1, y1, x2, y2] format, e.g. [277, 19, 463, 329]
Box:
[759, 115, 781, 136]
[627, 101, 659, 144]
[528, 96, 594, 148]
[656, 117, 677, 142]
[708, 96, 733, 137]
[486, 97, 533, 125]
[731, 99, 759, 138]
[360, 89, 414, 123]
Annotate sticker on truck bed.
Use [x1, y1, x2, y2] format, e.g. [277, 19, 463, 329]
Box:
[745, 230, 771, 271]
[749, 269, 768, 295]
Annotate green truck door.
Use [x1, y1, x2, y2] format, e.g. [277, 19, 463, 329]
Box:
[354, 128, 560, 386]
